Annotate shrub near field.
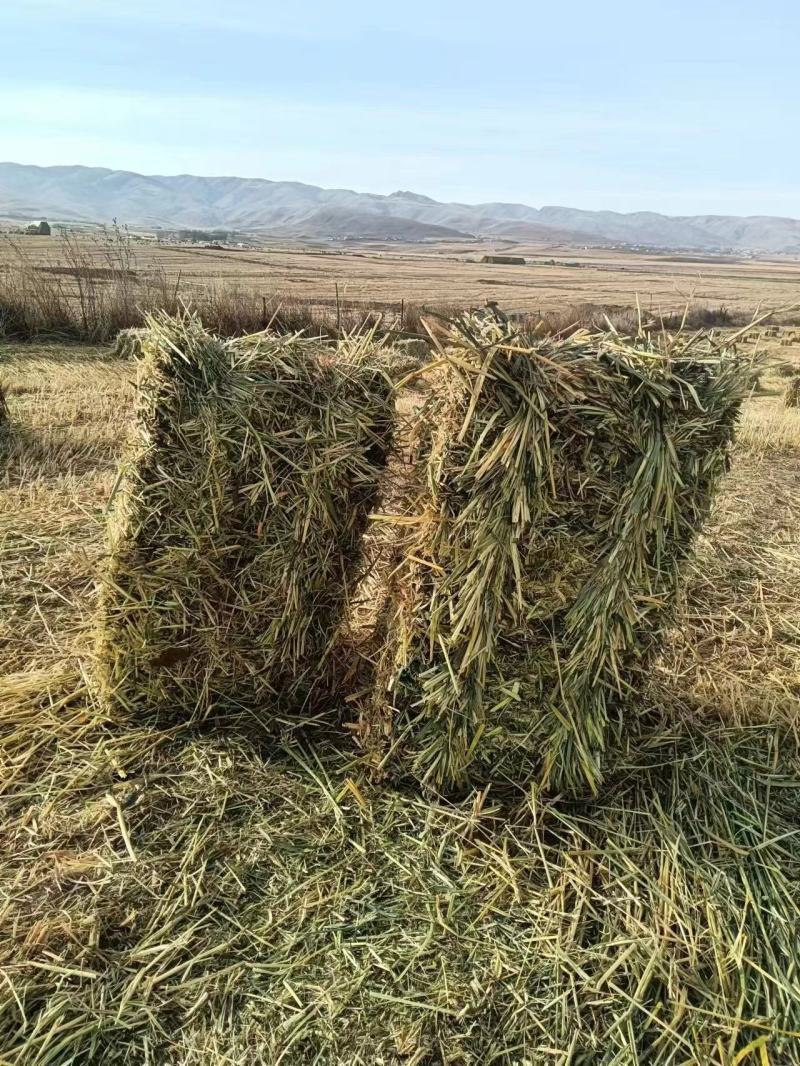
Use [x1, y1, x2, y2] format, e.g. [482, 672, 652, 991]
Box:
[0, 326, 799, 1064]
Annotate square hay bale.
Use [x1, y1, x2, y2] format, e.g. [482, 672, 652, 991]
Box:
[785, 375, 800, 407]
[366, 314, 747, 793]
[95, 312, 393, 723]
[111, 326, 147, 360]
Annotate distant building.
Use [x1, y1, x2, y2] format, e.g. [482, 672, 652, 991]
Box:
[480, 254, 525, 265]
[26, 220, 51, 236]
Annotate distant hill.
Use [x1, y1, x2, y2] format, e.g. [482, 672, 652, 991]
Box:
[2, 162, 800, 253]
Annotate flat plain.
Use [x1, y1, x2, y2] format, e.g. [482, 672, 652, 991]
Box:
[4, 234, 800, 316]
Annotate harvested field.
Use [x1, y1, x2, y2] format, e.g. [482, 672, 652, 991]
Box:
[1, 322, 799, 1064]
[5, 234, 800, 342]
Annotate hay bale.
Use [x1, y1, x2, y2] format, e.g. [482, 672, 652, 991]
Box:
[480, 254, 526, 265]
[785, 375, 800, 408]
[111, 326, 147, 359]
[366, 314, 746, 793]
[95, 312, 393, 722]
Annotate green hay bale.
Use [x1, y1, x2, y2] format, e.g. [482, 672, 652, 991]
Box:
[785, 376, 800, 408]
[368, 314, 747, 793]
[95, 312, 392, 723]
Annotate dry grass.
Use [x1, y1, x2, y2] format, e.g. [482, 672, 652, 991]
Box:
[7, 232, 800, 318]
[0, 345, 132, 479]
[0, 344, 132, 675]
[0, 231, 454, 343]
[651, 346, 800, 735]
[2, 698, 798, 1065]
[0, 381, 10, 453]
[4, 233, 799, 345]
[0, 326, 799, 1064]
[739, 402, 800, 452]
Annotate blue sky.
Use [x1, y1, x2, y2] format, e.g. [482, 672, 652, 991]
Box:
[2, 0, 798, 216]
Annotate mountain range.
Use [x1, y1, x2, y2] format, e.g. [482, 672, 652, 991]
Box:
[2, 162, 800, 254]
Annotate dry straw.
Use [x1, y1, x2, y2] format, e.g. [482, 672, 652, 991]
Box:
[4, 312, 800, 1065]
[0, 382, 13, 468]
[94, 312, 392, 724]
[367, 313, 747, 793]
[111, 325, 147, 359]
[785, 374, 800, 407]
[0, 383, 9, 441]
[0, 386, 9, 484]
[4, 709, 800, 1064]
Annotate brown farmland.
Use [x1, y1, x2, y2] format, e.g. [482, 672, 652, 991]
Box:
[4, 233, 800, 319]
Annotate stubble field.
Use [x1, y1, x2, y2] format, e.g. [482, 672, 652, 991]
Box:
[5, 234, 800, 318]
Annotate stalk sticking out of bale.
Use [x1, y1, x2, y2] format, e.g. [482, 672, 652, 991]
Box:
[0, 384, 10, 455]
[368, 314, 747, 794]
[95, 312, 392, 723]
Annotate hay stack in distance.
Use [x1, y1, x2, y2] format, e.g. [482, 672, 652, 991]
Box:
[111, 326, 147, 359]
[95, 312, 393, 724]
[365, 313, 747, 794]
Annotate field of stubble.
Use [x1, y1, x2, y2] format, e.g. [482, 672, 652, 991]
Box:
[5, 234, 800, 316]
